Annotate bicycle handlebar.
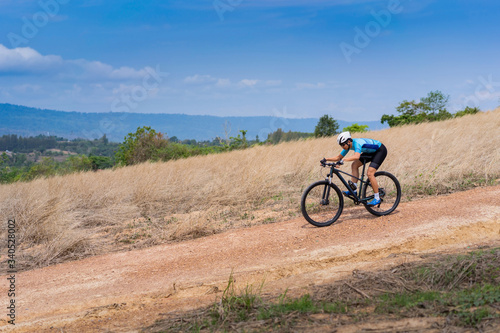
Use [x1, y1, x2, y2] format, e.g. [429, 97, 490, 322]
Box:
[321, 160, 343, 167]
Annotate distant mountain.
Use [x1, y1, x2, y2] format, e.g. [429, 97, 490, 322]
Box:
[0, 104, 387, 142]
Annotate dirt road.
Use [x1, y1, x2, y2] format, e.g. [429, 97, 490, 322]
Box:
[2, 185, 500, 332]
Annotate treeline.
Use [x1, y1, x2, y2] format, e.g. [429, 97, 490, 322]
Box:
[0, 127, 317, 183]
[0, 118, 370, 183]
[114, 127, 315, 166]
[266, 129, 312, 144]
[381, 91, 480, 127]
[0, 134, 119, 156]
[0, 134, 59, 152]
[0, 155, 116, 183]
[0, 134, 120, 183]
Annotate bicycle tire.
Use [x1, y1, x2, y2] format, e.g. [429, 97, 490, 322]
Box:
[361, 171, 401, 216]
[301, 180, 344, 227]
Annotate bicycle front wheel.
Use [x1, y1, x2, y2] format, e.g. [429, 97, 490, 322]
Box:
[362, 171, 401, 216]
[301, 180, 343, 227]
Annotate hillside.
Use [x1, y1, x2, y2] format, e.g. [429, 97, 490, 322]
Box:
[0, 107, 498, 272]
[0, 109, 499, 331]
[0, 103, 387, 142]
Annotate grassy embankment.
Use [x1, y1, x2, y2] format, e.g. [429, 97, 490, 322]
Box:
[149, 247, 500, 332]
[0, 108, 499, 272]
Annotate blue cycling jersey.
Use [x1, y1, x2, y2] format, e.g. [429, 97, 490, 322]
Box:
[341, 138, 382, 157]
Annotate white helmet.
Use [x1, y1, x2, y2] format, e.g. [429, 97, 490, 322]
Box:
[337, 131, 351, 145]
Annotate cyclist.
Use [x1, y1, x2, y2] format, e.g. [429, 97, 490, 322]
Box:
[321, 131, 387, 206]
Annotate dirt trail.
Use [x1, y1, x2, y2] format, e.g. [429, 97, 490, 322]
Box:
[2, 185, 500, 332]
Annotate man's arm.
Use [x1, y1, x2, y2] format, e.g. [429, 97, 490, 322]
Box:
[342, 152, 361, 162]
[325, 154, 344, 162]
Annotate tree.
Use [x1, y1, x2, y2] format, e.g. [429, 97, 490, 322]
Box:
[89, 156, 114, 171]
[67, 155, 92, 171]
[343, 123, 369, 133]
[228, 130, 248, 150]
[381, 90, 452, 127]
[115, 126, 169, 166]
[23, 157, 58, 181]
[421, 90, 452, 121]
[421, 90, 449, 114]
[314, 115, 339, 138]
[100, 134, 109, 145]
[267, 128, 284, 144]
[266, 129, 312, 144]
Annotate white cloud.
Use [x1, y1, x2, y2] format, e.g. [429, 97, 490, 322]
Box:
[184, 75, 280, 90]
[173, 0, 381, 9]
[68, 59, 151, 80]
[324, 102, 338, 112]
[64, 84, 83, 97]
[183, 74, 217, 84]
[239, 79, 259, 87]
[0, 44, 63, 73]
[0, 44, 152, 81]
[111, 83, 137, 95]
[216, 78, 231, 87]
[183, 75, 235, 89]
[295, 82, 326, 90]
[265, 80, 282, 86]
[12, 84, 43, 94]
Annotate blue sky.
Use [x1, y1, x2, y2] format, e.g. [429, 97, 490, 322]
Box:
[0, 0, 499, 121]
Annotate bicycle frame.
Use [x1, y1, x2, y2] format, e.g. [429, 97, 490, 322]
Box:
[325, 160, 373, 205]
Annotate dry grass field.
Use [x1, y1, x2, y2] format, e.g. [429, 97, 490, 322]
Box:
[1, 108, 499, 272]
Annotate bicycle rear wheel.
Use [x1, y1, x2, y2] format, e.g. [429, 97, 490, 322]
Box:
[362, 171, 401, 216]
[301, 180, 343, 227]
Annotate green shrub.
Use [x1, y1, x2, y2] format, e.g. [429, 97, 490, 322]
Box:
[454, 106, 480, 118]
[343, 123, 369, 133]
[115, 126, 169, 166]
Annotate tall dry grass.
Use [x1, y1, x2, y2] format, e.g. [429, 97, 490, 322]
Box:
[1, 108, 499, 271]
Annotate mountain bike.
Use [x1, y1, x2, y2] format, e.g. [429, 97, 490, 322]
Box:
[301, 157, 401, 227]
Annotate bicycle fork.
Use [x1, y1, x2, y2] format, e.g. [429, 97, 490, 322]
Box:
[320, 177, 332, 205]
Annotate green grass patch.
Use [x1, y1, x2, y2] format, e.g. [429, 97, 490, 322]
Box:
[258, 293, 318, 320]
[147, 247, 500, 332]
[375, 291, 442, 314]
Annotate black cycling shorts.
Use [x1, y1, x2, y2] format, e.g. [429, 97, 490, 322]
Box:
[360, 144, 387, 170]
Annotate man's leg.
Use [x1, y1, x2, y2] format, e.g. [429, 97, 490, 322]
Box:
[342, 159, 363, 196]
[367, 166, 381, 205]
[351, 160, 363, 183]
[366, 145, 386, 205]
[367, 166, 378, 193]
